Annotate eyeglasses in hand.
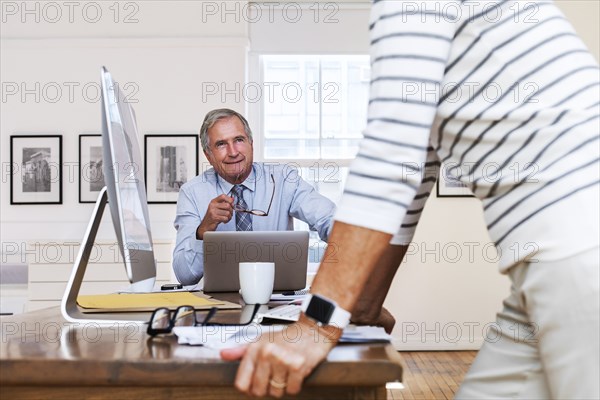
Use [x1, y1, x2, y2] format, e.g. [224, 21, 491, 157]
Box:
[229, 174, 275, 217]
[146, 303, 260, 336]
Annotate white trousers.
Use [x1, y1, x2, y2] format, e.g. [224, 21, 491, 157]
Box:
[456, 247, 599, 399]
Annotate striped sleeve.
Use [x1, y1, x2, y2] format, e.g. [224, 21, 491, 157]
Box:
[391, 146, 440, 245]
[335, 0, 458, 235]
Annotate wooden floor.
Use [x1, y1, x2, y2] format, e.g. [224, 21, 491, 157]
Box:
[388, 351, 478, 400]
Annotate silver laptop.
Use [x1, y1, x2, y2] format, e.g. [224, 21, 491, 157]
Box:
[203, 231, 309, 293]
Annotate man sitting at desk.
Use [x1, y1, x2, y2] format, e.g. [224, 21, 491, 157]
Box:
[172, 108, 336, 286]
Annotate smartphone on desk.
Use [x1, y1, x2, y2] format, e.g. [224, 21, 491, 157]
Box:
[161, 283, 183, 291]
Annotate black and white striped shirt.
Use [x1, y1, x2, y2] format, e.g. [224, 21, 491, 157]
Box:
[335, 0, 599, 269]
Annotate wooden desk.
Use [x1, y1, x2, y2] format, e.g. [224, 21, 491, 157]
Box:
[1, 306, 403, 400]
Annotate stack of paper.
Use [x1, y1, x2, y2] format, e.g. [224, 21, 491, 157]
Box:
[174, 324, 283, 349]
[173, 325, 391, 350]
[339, 325, 392, 343]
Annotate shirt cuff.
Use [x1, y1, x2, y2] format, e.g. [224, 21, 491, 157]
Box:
[190, 237, 204, 253]
[334, 207, 401, 237]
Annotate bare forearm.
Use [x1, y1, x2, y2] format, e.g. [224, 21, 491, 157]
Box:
[310, 221, 393, 314]
[353, 244, 407, 321]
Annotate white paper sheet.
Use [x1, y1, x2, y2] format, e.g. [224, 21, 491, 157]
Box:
[173, 324, 390, 349]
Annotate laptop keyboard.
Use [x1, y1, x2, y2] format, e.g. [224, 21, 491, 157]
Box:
[256, 304, 301, 323]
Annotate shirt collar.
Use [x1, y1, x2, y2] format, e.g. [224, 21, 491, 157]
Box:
[217, 164, 257, 195]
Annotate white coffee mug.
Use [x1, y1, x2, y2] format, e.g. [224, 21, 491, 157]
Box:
[239, 262, 275, 304]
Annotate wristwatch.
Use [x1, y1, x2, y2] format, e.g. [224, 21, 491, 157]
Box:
[301, 294, 351, 329]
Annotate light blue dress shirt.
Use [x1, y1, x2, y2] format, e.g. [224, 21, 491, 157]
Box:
[173, 163, 336, 285]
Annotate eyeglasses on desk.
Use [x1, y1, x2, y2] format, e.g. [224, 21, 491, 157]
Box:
[147, 303, 261, 336]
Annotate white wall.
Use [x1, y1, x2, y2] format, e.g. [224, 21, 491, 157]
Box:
[1, 1, 598, 348]
[1, 38, 247, 240]
[1, 2, 250, 251]
[385, 195, 510, 350]
[556, 0, 600, 61]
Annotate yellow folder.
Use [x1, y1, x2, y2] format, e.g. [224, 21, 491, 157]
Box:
[77, 292, 240, 311]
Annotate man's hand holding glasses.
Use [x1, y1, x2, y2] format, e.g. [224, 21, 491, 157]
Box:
[229, 174, 275, 217]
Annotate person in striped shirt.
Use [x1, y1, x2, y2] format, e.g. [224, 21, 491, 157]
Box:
[222, 2, 599, 398]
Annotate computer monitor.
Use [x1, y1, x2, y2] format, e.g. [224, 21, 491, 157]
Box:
[100, 67, 156, 292]
[61, 67, 156, 323]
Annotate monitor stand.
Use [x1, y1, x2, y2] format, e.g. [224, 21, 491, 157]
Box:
[61, 187, 154, 324]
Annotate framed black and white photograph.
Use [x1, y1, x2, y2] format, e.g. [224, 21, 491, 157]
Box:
[79, 134, 105, 203]
[437, 161, 475, 198]
[10, 135, 62, 205]
[144, 134, 199, 204]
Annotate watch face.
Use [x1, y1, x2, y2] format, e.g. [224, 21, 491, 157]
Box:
[305, 295, 335, 324]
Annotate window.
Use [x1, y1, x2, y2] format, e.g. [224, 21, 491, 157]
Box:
[256, 55, 370, 246]
[261, 55, 370, 160]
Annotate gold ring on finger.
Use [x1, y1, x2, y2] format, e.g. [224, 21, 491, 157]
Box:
[269, 379, 287, 389]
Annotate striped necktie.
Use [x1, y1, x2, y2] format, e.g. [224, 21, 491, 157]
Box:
[231, 185, 252, 231]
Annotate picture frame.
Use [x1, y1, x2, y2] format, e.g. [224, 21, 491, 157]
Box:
[144, 134, 199, 204]
[79, 134, 105, 203]
[437, 161, 475, 198]
[10, 135, 62, 205]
